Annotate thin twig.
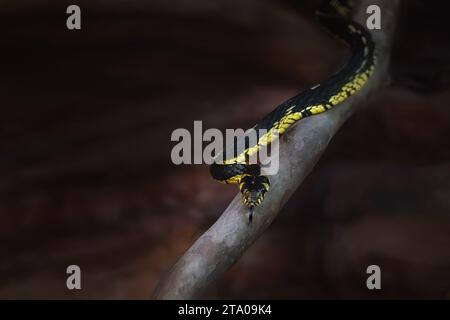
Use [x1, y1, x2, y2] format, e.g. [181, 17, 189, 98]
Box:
[153, 0, 399, 299]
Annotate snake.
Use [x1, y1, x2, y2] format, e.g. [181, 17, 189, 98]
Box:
[209, 0, 376, 222]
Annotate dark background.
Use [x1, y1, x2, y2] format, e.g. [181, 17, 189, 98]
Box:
[1, 0, 449, 299]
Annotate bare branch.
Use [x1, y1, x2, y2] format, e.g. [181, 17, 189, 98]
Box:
[153, 0, 400, 299]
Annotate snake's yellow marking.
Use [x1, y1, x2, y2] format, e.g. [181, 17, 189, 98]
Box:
[329, 67, 374, 106]
[223, 110, 304, 165]
[348, 24, 357, 33]
[224, 175, 245, 184]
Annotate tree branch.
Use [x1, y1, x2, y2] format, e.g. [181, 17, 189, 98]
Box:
[153, 0, 400, 299]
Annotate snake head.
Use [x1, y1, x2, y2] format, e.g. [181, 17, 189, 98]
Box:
[239, 175, 270, 221]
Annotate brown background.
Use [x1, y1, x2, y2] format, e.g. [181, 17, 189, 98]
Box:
[1, 0, 449, 299]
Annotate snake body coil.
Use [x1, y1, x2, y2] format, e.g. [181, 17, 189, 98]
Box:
[210, 0, 376, 221]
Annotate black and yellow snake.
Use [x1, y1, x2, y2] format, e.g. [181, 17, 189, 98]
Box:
[210, 0, 376, 221]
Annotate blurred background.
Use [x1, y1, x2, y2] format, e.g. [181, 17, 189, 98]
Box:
[1, 0, 449, 299]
